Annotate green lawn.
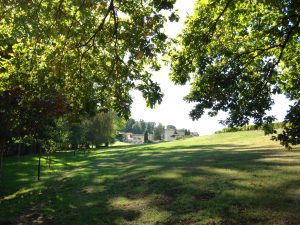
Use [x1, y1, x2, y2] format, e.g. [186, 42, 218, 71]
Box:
[1, 131, 300, 225]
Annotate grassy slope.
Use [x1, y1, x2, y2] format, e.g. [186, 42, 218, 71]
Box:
[0, 131, 300, 225]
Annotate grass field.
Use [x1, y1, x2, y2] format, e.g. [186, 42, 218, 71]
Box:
[1, 131, 300, 225]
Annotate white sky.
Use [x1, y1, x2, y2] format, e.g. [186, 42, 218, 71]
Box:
[130, 0, 291, 136]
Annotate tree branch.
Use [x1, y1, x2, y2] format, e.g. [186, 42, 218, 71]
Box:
[209, 0, 233, 34]
[78, 0, 114, 48]
[268, 15, 300, 76]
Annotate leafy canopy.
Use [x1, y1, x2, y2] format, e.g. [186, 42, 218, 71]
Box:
[171, 0, 300, 147]
[0, 0, 177, 120]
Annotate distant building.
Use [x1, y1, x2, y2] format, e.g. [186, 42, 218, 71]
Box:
[164, 129, 185, 141]
[122, 132, 154, 144]
[176, 129, 186, 136]
[164, 129, 199, 141]
[190, 132, 199, 136]
[164, 129, 176, 141]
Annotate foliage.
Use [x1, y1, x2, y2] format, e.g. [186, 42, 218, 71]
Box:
[82, 112, 116, 147]
[2, 111, 123, 156]
[132, 122, 143, 134]
[123, 119, 156, 134]
[275, 103, 300, 149]
[43, 117, 70, 153]
[153, 123, 164, 140]
[184, 129, 191, 135]
[69, 122, 83, 149]
[166, 125, 176, 130]
[215, 122, 283, 134]
[144, 131, 149, 143]
[146, 122, 156, 134]
[170, 0, 300, 148]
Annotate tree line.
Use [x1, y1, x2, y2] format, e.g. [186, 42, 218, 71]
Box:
[2, 112, 124, 157]
[215, 122, 284, 134]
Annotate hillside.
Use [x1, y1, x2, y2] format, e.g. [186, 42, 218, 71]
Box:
[1, 131, 300, 225]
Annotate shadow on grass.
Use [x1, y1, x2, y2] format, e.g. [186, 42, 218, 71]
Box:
[1, 142, 300, 225]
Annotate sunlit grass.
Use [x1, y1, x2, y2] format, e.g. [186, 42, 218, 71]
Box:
[0, 131, 299, 224]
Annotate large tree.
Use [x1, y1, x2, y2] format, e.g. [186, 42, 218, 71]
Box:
[0, 0, 177, 145]
[171, 0, 300, 148]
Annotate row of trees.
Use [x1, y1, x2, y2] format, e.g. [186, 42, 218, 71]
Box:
[215, 122, 284, 134]
[0, 109, 125, 178]
[121, 119, 170, 140]
[123, 119, 156, 134]
[0, 112, 124, 169]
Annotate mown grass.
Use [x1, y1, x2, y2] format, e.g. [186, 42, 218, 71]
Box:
[1, 131, 300, 225]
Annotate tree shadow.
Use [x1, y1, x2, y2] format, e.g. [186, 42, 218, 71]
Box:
[1, 142, 300, 224]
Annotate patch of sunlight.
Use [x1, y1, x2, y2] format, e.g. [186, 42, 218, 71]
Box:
[16, 172, 30, 176]
[69, 203, 77, 209]
[85, 201, 98, 207]
[283, 165, 300, 172]
[110, 196, 151, 210]
[288, 188, 300, 196]
[190, 175, 206, 183]
[57, 167, 91, 180]
[200, 166, 247, 177]
[82, 185, 106, 194]
[111, 141, 131, 146]
[225, 188, 256, 198]
[135, 165, 162, 172]
[110, 196, 171, 224]
[257, 157, 298, 163]
[136, 208, 171, 224]
[17, 178, 30, 182]
[55, 195, 63, 201]
[100, 175, 119, 180]
[152, 169, 184, 179]
[3, 186, 43, 201]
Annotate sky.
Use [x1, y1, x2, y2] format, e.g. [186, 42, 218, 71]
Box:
[130, 0, 291, 136]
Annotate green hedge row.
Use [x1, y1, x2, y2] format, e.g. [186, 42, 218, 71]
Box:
[215, 122, 283, 134]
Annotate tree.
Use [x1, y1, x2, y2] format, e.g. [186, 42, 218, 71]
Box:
[69, 122, 83, 150]
[171, 0, 300, 148]
[144, 131, 149, 143]
[167, 125, 176, 130]
[146, 122, 156, 134]
[43, 117, 70, 152]
[153, 123, 164, 140]
[132, 122, 143, 134]
[82, 112, 115, 148]
[0, 0, 178, 150]
[140, 120, 147, 134]
[124, 119, 136, 133]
